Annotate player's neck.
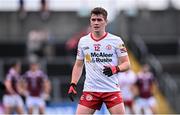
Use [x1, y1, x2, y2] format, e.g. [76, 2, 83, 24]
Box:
[92, 31, 106, 40]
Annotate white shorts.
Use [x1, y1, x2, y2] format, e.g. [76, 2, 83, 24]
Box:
[134, 96, 157, 114]
[136, 96, 156, 108]
[3, 94, 24, 108]
[26, 96, 45, 108]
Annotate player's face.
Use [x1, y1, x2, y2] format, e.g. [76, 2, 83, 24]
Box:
[90, 14, 107, 33]
[142, 64, 150, 73]
[15, 64, 21, 73]
[30, 63, 39, 71]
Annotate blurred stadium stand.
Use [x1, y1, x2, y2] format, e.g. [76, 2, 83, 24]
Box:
[0, 11, 89, 41]
[0, 1, 180, 113]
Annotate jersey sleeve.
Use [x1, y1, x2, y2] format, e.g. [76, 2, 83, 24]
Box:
[6, 73, 12, 81]
[76, 38, 84, 60]
[42, 72, 48, 80]
[116, 38, 128, 57]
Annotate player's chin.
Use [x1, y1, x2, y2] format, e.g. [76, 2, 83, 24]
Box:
[92, 28, 100, 31]
[93, 29, 100, 33]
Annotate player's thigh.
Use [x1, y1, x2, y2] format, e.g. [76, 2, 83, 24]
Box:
[26, 96, 34, 109]
[148, 96, 157, 108]
[148, 97, 157, 113]
[15, 95, 24, 113]
[39, 106, 45, 114]
[108, 103, 125, 114]
[27, 107, 33, 114]
[78, 92, 103, 110]
[38, 99, 46, 114]
[16, 106, 24, 114]
[4, 106, 13, 114]
[76, 104, 96, 114]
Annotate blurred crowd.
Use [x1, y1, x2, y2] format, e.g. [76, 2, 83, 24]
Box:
[18, 0, 50, 20]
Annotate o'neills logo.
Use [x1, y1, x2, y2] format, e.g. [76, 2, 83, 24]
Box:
[91, 52, 113, 57]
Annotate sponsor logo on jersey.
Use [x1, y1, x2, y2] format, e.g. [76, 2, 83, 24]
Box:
[91, 52, 113, 57]
[119, 44, 127, 53]
[92, 58, 112, 63]
[83, 46, 89, 50]
[88, 52, 113, 63]
[110, 96, 118, 101]
[119, 44, 125, 48]
[85, 54, 91, 62]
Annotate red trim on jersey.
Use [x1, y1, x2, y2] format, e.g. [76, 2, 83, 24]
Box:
[90, 32, 108, 42]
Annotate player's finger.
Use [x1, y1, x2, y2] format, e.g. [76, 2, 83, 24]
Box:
[69, 93, 74, 101]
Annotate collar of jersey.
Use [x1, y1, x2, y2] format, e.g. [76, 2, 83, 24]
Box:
[90, 32, 108, 42]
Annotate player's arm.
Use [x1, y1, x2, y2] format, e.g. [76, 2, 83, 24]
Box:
[41, 79, 51, 100]
[71, 59, 84, 84]
[4, 79, 15, 94]
[103, 55, 130, 77]
[16, 78, 25, 95]
[44, 79, 51, 94]
[68, 59, 84, 101]
[117, 55, 130, 72]
[20, 74, 29, 96]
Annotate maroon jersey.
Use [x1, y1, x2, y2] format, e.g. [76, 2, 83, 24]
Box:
[5, 68, 21, 94]
[23, 70, 48, 97]
[136, 72, 154, 98]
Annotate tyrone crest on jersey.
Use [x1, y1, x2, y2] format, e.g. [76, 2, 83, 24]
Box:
[106, 44, 112, 50]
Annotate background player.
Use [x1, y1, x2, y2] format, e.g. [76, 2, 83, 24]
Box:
[133, 64, 157, 114]
[118, 69, 137, 114]
[68, 7, 130, 114]
[3, 61, 25, 114]
[22, 61, 51, 114]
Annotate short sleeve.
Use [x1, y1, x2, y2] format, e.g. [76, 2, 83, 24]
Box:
[116, 38, 128, 57]
[6, 73, 12, 81]
[42, 72, 48, 80]
[76, 38, 84, 60]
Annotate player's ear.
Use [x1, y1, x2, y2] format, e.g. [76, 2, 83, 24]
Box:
[105, 19, 108, 25]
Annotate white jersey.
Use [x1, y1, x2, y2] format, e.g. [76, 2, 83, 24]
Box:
[77, 32, 128, 92]
[118, 70, 137, 100]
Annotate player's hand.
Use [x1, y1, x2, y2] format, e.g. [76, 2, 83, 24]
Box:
[68, 83, 77, 101]
[103, 66, 120, 77]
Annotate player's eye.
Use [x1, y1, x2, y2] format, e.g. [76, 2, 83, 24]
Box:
[91, 19, 96, 21]
[97, 19, 103, 21]
[91, 18, 103, 22]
